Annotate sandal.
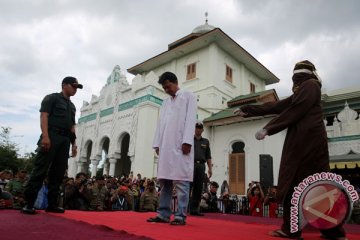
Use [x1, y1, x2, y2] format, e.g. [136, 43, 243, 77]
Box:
[170, 219, 186, 226]
[269, 229, 302, 239]
[146, 216, 169, 223]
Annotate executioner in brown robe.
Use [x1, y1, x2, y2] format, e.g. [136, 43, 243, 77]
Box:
[235, 60, 346, 239]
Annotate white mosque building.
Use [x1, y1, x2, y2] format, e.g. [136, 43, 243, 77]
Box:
[70, 19, 360, 195]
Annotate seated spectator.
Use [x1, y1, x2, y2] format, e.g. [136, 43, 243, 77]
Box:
[135, 173, 142, 184]
[264, 186, 278, 218]
[202, 181, 219, 213]
[0, 190, 13, 209]
[247, 181, 265, 217]
[122, 177, 135, 210]
[0, 170, 13, 191]
[88, 175, 108, 211]
[5, 169, 27, 209]
[131, 182, 140, 211]
[64, 172, 90, 210]
[111, 185, 131, 211]
[34, 179, 48, 210]
[139, 180, 158, 212]
[104, 177, 118, 210]
[221, 193, 237, 214]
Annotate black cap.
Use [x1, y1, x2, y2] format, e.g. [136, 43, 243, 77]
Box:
[62, 76, 83, 89]
[195, 122, 203, 129]
[211, 181, 219, 188]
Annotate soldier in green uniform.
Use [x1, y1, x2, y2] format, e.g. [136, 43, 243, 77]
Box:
[88, 176, 109, 211]
[5, 170, 27, 209]
[139, 180, 158, 212]
[21, 76, 83, 214]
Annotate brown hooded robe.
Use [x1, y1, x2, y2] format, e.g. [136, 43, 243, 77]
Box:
[241, 78, 329, 204]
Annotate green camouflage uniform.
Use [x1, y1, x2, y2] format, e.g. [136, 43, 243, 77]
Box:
[5, 178, 26, 209]
[140, 190, 158, 212]
[88, 185, 108, 211]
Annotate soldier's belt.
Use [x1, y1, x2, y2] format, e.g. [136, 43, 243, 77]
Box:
[195, 160, 206, 164]
[49, 126, 70, 136]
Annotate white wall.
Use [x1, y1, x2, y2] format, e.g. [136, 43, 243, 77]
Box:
[133, 103, 160, 178]
[204, 117, 286, 191]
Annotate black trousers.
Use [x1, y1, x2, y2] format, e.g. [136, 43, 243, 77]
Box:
[190, 163, 205, 212]
[24, 132, 70, 208]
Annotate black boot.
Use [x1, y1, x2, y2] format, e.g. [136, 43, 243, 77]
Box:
[21, 205, 37, 215]
[45, 206, 65, 213]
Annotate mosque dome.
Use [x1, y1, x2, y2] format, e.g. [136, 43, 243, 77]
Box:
[192, 12, 216, 34]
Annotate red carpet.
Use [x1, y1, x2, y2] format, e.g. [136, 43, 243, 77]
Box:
[1, 210, 360, 240]
[0, 209, 151, 240]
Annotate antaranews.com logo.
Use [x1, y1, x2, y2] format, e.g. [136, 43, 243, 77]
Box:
[290, 172, 359, 233]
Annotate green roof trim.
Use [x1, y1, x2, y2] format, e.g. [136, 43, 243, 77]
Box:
[118, 94, 163, 111]
[322, 91, 360, 103]
[78, 94, 163, 123]
[204, 107, 238, 122]
[228, 89, 275, 104]
[322, 91, 360, 116]
[100, 107, 114, 117]
[328, 135, 360, 142]
[203, 104, 262, 122]
[204, 89, 274, 123]
[206, 88, 360, 123]
[78, 113, 97, 123]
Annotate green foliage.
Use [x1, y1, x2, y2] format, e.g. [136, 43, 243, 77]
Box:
[0, 127, 18, 172]
[0, 126, 35, 173]
[22, 152, 36, 173]
[0, 127, 18, 152]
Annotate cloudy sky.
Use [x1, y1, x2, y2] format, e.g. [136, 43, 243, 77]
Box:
[1, 0, 359, 156]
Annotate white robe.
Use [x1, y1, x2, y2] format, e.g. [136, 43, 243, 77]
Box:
[152, 89, 197, 181]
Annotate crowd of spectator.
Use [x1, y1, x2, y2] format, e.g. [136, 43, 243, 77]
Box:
[1, 169, 360, 223]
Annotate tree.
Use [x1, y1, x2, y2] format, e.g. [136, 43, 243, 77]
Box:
[0, 127, 22, 173]
[0, 127, 18, 151]
[22, 152, 36, 173]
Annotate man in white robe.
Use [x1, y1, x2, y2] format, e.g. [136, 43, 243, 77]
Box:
[147, 72, 197, 226]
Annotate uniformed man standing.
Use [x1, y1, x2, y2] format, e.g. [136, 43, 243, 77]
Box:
[21, 76, 82, 214]
[190, 122, 212, 216]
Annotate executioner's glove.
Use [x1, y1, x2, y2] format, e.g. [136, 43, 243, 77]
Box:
[255, 129, 267, 140]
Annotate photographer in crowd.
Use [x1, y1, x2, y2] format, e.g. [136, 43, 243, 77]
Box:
[64, 172, 90, 210]
[264, 186, 278, 218]
[247, 181, 264, 217]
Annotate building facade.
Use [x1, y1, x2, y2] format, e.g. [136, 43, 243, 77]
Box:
[69, 21, 279, 180]
[70, 21, 359, 195]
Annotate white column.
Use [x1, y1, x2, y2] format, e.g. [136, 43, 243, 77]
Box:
[76, 161, 83, 174]
[109, 157, 117, 177]
[91, 159, 100, 177]
[129, 152, 135, 173]
[103, 158, 109, 176]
